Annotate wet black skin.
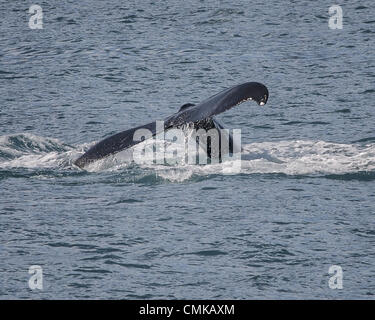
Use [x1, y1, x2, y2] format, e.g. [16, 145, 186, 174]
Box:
[74, 82, 269, 168]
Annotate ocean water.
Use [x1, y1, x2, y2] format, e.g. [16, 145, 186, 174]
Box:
[1, 0, 374, 299]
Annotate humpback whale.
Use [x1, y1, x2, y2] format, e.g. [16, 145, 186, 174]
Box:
[74, 82, 269, 168]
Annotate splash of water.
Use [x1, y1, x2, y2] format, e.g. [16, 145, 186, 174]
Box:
[0, 133, 374, 182]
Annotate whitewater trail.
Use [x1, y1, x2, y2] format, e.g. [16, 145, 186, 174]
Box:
[0, 133, 374, 182]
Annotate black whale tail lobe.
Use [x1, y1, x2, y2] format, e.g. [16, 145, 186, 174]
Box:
[74, 82, 269, 168]
[74, 121, 158, 168]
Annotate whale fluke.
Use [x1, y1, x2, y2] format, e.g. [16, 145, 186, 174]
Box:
[74, 82, 269, 168]
[164, 82, 268, 128]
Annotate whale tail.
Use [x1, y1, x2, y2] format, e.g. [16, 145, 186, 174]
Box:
[74, 82, 269, 168]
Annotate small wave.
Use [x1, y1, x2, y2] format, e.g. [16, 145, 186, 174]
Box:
[324, 171, 375, 181]
[352, 137, 375, 144]
[0, 133, 71, 157]
[0, 133, 92, 169]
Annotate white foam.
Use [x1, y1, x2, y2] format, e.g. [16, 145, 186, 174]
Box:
[0, 133, 93, 169]
[240, 140, 375, 175]
[95, 139, 375, 180]
[1, 133, 374, 181]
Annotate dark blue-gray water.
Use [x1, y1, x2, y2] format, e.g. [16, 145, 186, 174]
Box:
[1, 0, 374, 299]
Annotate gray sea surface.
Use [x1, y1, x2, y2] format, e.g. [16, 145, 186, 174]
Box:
[0, 0, 374, 299]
